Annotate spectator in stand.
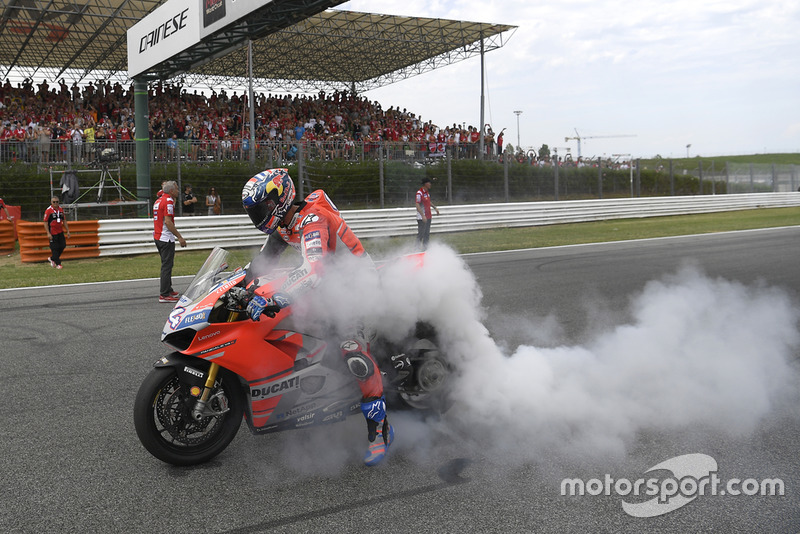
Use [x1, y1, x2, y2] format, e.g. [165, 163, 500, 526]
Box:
[70, 121, 83, 163]
[497, 128, 505, 159]
[469, 126, 480, 158]
[0, 123, 9, 162]
[167, 134, 178, 160]
[24, 125, 36, 162]
[51, 122, 65, 162]
[294, 121, 305, 141]
[11, 121, 25, 161]
[43, 196, 70, 269]
[206, 186, 222, 215]
[38, 122, 51, 163]
[83, 119, 95, 160]
[153, 181, 187, 303]
[484, 125, 495, 157]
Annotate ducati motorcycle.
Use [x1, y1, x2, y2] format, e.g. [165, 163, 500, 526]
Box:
[133, 247, 450, 466]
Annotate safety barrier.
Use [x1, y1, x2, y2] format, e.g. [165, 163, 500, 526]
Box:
[14, 192, 800, 262]
[17, 221, 100, 263]
[0, 220, 15, 254]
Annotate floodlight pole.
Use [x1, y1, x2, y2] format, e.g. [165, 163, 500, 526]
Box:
[248, 40, 256, 166]
[514, 110, 522, 150]
[134, 77, 151, 215]
[479, 34, 485, 160]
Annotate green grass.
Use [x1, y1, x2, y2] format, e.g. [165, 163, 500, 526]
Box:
[639, 152, 800, 172]
[1, 206, 798, 290]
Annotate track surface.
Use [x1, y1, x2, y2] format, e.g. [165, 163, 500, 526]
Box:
[2, 227, 798, 533]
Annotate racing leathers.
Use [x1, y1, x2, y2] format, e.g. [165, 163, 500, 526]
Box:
[251, 189, 392, 465]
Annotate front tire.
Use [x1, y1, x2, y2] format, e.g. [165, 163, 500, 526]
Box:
[133, 366, 245, 466]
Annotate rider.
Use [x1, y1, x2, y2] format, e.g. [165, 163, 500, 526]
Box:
[241, 168, 394, 466]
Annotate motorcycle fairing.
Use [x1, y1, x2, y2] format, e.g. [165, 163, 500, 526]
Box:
[243, 329, 361, 431]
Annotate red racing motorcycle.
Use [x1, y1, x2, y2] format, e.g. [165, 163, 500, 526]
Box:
[133, 247, 450, 466]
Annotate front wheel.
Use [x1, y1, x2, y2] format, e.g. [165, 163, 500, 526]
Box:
[133, 366, 245, 466]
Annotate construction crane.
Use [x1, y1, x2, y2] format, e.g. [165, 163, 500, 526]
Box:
[564, 129, 636, 159]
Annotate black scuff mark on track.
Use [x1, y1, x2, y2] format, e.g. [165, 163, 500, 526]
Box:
[221, 458, 473, 533]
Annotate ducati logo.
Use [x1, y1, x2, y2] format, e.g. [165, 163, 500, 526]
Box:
[251, 376, 300, 398]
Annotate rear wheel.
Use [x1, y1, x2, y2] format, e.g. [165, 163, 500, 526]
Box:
[133, 366, 244, 466]
[397, 340, 452, 413]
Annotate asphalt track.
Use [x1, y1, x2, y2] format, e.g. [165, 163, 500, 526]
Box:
[1, 227, 799, 533]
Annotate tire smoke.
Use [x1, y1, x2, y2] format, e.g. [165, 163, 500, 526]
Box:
[379, 244, 800, 463]
[275, 242, 800, 467]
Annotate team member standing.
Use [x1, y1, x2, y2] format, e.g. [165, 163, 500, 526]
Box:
[43, 197, 70, 269]
[0, 196, 11, 220]
[153, 181, 187, 302]
[415, 177, 439, 250]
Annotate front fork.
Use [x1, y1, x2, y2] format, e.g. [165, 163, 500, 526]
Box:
[190, 309, 241, 421]
[191, 362, 221, 421]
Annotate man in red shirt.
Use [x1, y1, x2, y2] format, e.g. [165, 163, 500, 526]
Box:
[415, 177, 439, 250]
[12, 121, 25, 161]
[43, 197, 70, 269]
[0, 196, 12, 221]
[153, 180, 187, 302]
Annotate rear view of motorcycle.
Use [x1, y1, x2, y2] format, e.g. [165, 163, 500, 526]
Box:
[133, 247, 452, 466]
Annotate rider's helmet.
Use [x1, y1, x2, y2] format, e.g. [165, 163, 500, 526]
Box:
[242, 168, 295, 234]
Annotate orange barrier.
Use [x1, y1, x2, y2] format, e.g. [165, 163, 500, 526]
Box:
[17, 220, 100, 263]
[0, 219, 15, 253]
[0, 205, 20, 240]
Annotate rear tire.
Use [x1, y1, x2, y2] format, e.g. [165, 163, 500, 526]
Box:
[133, 366, 245, 466]
[397, 340, 452, 413]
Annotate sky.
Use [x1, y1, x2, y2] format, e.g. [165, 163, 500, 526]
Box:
[340, 0, 800, 159]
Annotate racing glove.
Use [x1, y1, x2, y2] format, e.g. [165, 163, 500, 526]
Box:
[247, 293, 291, 321]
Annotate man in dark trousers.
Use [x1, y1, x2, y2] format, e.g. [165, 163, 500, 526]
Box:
[415, 177, 439, 250]
[153, 181, 187, 302]
[43, 197, 70, 269]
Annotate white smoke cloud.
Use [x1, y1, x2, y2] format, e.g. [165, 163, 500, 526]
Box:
[271, 243, 800, 467]
[426, 254, 799, 463]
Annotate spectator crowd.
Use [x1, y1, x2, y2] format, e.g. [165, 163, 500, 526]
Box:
[0, 77, 515, 164]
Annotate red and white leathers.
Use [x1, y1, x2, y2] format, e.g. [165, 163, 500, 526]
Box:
[255, 189, 382, 400]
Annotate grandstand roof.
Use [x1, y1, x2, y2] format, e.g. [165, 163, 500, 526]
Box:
[0, 0, 516, 93]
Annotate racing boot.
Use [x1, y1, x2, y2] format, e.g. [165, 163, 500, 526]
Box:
[361, 396, 394, 466]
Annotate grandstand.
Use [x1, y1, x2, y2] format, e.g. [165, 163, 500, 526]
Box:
[1, 0, 516, 214]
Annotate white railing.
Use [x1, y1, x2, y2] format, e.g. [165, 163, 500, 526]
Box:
[96, 192, 800, 256]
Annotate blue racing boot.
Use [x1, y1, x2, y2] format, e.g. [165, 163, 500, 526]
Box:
[361, 396, 394, 466]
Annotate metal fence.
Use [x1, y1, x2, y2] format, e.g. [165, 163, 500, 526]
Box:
[3, 138, 799, 224]
[0, 138, 510, 166]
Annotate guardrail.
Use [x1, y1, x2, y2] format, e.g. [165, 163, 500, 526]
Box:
[14, 192, 800, 261]
[93, 192, 800, 257]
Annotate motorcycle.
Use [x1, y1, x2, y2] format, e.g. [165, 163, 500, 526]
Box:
[133, 247, 450, 466]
